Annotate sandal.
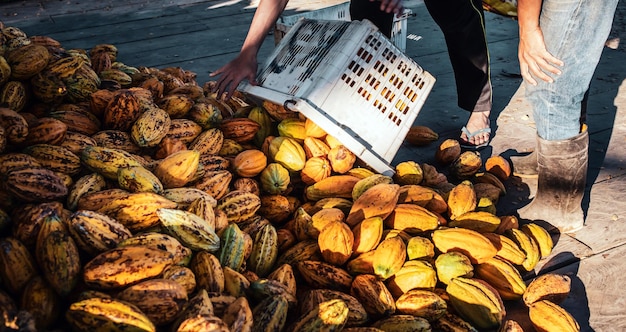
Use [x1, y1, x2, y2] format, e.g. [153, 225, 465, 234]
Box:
[459, 126, 491, 150]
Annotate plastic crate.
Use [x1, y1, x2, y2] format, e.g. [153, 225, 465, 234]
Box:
[274, 1, 412, 52]
[243, 19, 435, 175]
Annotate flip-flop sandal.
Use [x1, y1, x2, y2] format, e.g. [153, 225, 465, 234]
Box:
[459, 126, 491, 150]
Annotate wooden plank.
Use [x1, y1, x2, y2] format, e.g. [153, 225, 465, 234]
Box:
[506, 244, 626, 332]
[574, 173, 626, 253]
[558, 244, 626, 332]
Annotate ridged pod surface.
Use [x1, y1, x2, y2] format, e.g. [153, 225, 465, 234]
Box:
[217, 223, 247, 272]
[130, 106, 171, 147]
[318, 220, 354, 266]
[251, 295, 289, 332]
[0, 237, 39, 295]
[371, 315, 432, 331]
[65, 297, 156, 332]
[157, 208, 220, 252]
[80, 146, 143, 179]
[446, 277, 505, 330]
[291, 299, 349, 331]
[216, 190, 261, 224]
[83, 246, 175, 289]
[116, 278, 188, 326]
[297, 260, 353, 292]
[350, 274, 395, 317]
[5, 167, 68, 203]
[248, 223, 279, 277]
[300, 289, 368, 327]
[529, 300, 580, 332]
[153, 150, 200, 189]
[384, 203, 440, 235]
[346, 183, 400, 227]
[222, 296, 254, 332]
[394, 289, 447, 321]
[474, 256, 527, 301]
[97, 192, 177, 232]
[372, 236, 406, 280]
[67, 209, 132, 256]
[386, 260, 438, 298]
[431, 227, 497, 264]
[523, 273, 571, 306]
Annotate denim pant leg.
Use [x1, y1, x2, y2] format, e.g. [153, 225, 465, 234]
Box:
[525, 0, 619, 140]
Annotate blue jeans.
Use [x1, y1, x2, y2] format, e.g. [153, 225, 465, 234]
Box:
[525, 0, 619, 141]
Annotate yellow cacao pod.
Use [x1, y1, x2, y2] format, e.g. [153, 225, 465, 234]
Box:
[350, 274, 396, 317]
[393, 161, 423, 185]
[474, 256, 527, 301]
[435, 138, 462, 165]
[268, 136, 306, 172]
[318, 221, 354, 266]
[351, 216, 384, 255]
[83, 246, 175, 290]
[523, 273, 571, 306]
[153, 150, 200, 188]
[446, 277, 505, 330]
[386, 260, 437, 298]
[66, 297, 156, 332]
[372, 236, 406, 280]
[394, 289, 447, 321]
[448, 211, 502, 233]
[431, 228, 497, 264]
[434, 251, 475, 285]
[346, 183, 400, 227]
[529, 300, 580, 332]
[447, 180, 477, 220]
[450, 150, 482, 179]
[384, 203, 440, 235]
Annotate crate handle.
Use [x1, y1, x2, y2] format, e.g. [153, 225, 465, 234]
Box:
[283, 99, 298, 112]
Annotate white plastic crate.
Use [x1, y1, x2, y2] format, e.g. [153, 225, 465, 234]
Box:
[274, 1, 412, 52]
[243, 19, 435, 176]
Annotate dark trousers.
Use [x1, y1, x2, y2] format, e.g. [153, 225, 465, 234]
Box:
[349, 0, 394, 38]
[424, 0, 492, 113]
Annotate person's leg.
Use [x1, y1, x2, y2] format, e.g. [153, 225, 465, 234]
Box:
[526, 0, 618, 140]
[520, 0, 619, 232]
[424, 0, 491, 147]
[511, 90, 590, 177]
[349, 0, 394, 38]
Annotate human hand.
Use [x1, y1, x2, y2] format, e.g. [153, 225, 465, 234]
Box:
[376, 0, 404, 16]
[210, 51, 258, 100]
[518, 26, 564, 86]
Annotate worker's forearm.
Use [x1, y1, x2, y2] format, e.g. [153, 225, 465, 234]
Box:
[517, 0, 542, 35]
[241, 0, 290, 55]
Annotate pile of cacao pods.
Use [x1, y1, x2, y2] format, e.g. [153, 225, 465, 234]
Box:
[0, 23, 580, 332]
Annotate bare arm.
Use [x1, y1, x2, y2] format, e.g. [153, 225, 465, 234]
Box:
[517, 0, 563, 85]
[210, 0, 289, 99]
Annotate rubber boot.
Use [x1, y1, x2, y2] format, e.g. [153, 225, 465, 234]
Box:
[517, 130, 589, 233]
[512, 92, 589, 179]
[511, 150, 538, 177]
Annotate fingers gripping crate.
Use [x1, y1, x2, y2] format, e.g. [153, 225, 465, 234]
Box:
[274, 1, 412, 52]
[243, 19, 435, 176]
